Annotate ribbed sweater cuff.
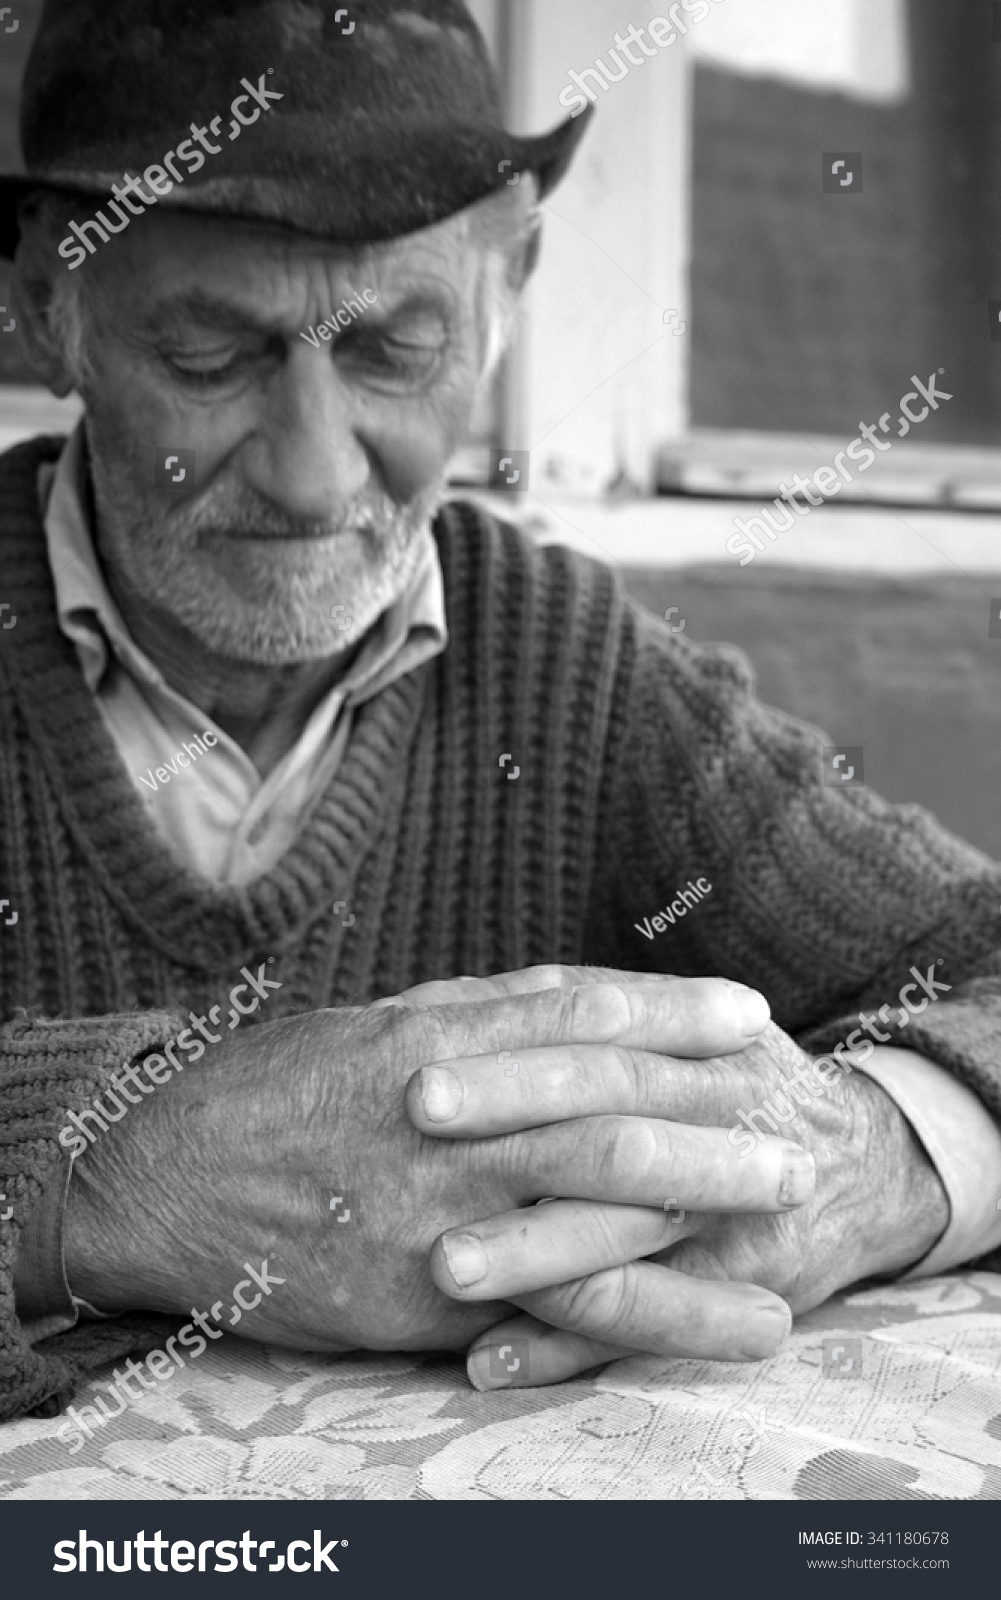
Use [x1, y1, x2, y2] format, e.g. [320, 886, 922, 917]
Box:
[1, 1009, 184, 1421]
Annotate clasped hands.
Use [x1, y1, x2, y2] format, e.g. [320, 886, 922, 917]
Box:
[385, 964, 946, 1388]
[64, 964, 947, 1391]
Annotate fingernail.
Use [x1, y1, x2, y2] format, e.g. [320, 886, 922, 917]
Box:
[740, 1301, 791, 1360]
[441, 1232, 488, 1288]
[467, 1347, 496, 1391]
[729, 986, 770, 1036]
[420, 1066, 463, 1123]
[778, 1147, 815, 1207]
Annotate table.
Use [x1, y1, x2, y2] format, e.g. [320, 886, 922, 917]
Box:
[2, 1271, 999, 1500]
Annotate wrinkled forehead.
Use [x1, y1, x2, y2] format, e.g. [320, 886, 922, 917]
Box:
[81, 201, 494, 315]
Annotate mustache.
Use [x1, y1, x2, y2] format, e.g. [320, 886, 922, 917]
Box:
[163, 482, 395, 544]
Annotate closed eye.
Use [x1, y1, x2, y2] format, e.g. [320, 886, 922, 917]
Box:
[337, 318, 449, 389]
[163, 342, 256, 387]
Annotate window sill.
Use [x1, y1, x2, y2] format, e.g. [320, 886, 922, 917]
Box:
[448, 488, 1001, 575]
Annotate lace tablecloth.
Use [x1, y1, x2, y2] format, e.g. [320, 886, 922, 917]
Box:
[2, 1273, 1000, 1500]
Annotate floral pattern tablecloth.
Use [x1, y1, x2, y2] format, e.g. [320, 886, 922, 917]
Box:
[2, 1272, 1000, 1500]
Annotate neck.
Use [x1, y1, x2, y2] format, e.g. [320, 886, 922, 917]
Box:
[103, 563, 362, 777]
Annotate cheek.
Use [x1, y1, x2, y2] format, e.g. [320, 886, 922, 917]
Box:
[88, 409, 213, 517]
[82, 347, 240, 498]
[371, 377, 476, 507]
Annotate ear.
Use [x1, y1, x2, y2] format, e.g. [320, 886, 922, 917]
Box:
[10, 233, 81, 397]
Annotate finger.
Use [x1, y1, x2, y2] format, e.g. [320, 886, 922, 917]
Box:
[370, 965, 575, 1008]
[405, 978, 770, 1113]
[409, 1041, 757, 1138]
[374, 964, 692, 1011]
[514, 1259, 792, 1363]
[432, 1198, 698, 1300]
[380, 979, 642, 1060]
[466, 1313, 631, 1390]
[371, 964, 649, 1010]
[408, 1030, 818, 1140]
[513, 1115, 812, 1212]
[370, 974, 488, 1008]
[432, 1122, 812, 1298]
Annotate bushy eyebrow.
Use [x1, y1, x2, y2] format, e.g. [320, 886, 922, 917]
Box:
[144, 285, 454, 337]
[145, 290, 258, 335]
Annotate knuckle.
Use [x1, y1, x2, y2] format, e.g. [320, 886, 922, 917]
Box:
[542, 1045, 605, 1116]
[551, 1266, 638, 1336]
[591, 1117, 661, 1197]
[564, 984, 592, 1035]
[611, 1045, 649, 1103]
[488, 1129, 528, 1185]
[396, 979, 452, 1003]
[531, 964, 574, 991]
[577, 1202, 636, 1259]
[372, 1000, 452, 1064]
[566, 981, 623, 1040]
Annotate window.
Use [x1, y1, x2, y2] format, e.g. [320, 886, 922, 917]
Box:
[466, 0, 1001, 509]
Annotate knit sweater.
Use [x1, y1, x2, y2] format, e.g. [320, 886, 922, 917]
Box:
[3, 432, 1001, 1423]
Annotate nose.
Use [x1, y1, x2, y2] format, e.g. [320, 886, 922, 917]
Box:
[239, 346, 370, 521]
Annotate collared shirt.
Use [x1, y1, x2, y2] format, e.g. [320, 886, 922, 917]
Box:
[40, 422, 448, 883]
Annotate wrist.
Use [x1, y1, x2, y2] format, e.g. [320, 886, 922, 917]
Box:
[63, 1150, 139, 1313]
[63, 1101, 187, 1317]
[849, 1069, 949, 1279]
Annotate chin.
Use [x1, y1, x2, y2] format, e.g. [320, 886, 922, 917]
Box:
[163, 559, 407, 665]
[97, 482, 434, 664]
[178, 598, 374, 665]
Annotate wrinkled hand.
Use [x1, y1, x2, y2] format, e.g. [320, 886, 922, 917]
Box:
[399, 971, 948, 1388]
[63, 965, 808, 1363]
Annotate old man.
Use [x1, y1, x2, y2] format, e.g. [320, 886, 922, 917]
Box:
[2, 0, 1001, 1430]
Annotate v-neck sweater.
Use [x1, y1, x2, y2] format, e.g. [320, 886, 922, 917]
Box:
[3, 431, 1001, 1421]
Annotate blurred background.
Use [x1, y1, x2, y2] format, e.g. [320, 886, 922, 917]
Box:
[2, 0, 1001, 856]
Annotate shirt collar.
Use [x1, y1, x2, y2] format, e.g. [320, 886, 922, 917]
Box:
[40, 419, 448, 706]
